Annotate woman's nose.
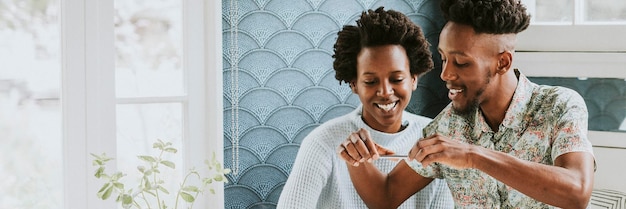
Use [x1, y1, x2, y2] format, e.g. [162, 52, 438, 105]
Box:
[377, 81, 393, 96]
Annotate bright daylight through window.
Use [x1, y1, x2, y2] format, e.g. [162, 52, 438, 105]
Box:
[0, 0, 63, 208]
[523, 0, 626, 24]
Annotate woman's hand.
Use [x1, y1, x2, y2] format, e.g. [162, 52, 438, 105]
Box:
[337, 128, 395, 166]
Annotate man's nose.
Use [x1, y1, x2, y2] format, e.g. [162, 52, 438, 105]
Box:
[440, 62, 458, 81]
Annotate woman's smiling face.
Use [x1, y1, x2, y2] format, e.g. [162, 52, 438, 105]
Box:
[352, 45, 417, 133]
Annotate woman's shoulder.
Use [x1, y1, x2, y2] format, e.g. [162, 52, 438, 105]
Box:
[302, 111, 359, 146]
[402, 111, 433, 128]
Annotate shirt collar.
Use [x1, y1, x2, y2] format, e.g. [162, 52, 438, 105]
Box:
[470, 69, 534, 135]
[500, 69, 534, 132]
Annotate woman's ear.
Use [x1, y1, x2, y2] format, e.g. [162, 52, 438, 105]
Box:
[349, 81, 357, 93]
[411, 74, 419, 90]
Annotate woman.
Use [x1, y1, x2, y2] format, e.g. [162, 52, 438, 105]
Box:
[276, 7, 453, 209]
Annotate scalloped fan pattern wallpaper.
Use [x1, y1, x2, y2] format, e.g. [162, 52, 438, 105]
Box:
[222, 0, 449, 208]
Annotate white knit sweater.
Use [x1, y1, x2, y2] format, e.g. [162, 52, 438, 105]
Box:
[277, 106, 454, 209]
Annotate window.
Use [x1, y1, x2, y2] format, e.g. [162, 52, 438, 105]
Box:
[0, 0, 63, 208]
[518, 0, 626, 51]
[524, 0, 626, 24]
[0, 0, 220, 208]
[114, 1, 185, 207]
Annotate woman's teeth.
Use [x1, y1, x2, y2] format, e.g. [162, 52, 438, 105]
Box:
[377, 102, 396, 111]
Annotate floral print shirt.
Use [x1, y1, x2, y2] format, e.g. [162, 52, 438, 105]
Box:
[408, 70, 594, 208]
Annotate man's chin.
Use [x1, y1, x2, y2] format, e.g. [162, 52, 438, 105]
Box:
[451, 102, 477, 117]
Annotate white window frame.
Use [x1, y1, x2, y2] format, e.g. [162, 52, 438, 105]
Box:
[61, 0, 222, 208]
[517, 25, 626, 52]
[62, 0, 116, 208]
[518, 0, 626, 52]
[206, 0, 225, 206]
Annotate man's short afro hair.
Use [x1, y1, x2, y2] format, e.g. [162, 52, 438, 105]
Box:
[441, 0, 531, 34]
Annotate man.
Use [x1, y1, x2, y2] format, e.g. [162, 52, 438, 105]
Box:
[337, 0, 595, 208]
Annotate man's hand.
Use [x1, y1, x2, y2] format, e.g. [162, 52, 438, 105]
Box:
[337, 128, 395, 166]
[409, 133, 475, 169]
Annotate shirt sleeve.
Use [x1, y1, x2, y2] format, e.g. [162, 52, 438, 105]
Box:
[550, 89, 594, 162]
[276, 133, 333, 209]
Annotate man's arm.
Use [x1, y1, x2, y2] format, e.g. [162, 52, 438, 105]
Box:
[412, 135, 594, 209]
[473, 149, 594, 209]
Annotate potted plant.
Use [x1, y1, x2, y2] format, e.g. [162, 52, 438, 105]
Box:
[91, 139, 230, 209]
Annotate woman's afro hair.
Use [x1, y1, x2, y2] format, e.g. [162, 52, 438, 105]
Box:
[332, 7, 433, 84]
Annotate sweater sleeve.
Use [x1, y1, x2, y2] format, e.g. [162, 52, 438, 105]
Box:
[276, 129, 334, 209]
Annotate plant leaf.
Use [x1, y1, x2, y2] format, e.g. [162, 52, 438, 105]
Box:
[97, 183, 110, 196]
[137, 166, 146, 173]
[164, 147, 177, 153]
[182, 185, 199, 192]
[160, 160, 175, 169]
[213, 174, 224, 182]
[111, 172, 125, 180]
[180, 192, 195, 202]
[101, 185, 114, 200]
[144, 179, 151, 190]
[121, 194, 133, 205]
[223, 168, 232, 175]
[138, 155, 156, 163]
[93, 159, 102, 166]
[94, 167, 105, 178]
[157, 185, 169, 194]
[113, 182, 124, 190]
[153, 141, 164, 149]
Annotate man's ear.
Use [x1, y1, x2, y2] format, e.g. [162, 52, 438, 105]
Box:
[497, 51, 513, 75]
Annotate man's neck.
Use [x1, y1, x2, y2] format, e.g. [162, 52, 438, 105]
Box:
[481, 71, 519, 132]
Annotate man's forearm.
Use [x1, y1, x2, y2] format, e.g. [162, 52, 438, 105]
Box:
[471, 147, 595, 209]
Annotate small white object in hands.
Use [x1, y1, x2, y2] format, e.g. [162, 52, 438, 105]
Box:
[379, 154, 407, 159]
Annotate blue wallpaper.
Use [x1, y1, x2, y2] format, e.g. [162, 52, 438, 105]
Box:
[222, 0, 447, 208]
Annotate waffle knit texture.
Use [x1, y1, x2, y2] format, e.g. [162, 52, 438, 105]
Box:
[277, 106, 454, 209]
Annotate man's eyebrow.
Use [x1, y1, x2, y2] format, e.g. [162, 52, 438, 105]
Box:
[438, 48, 469, 57]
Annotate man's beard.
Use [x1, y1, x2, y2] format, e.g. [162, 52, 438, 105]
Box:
[452, 99, 480, 118]
[452, 70, 491, 118]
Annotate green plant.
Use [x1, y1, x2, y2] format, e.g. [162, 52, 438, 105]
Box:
[91, 140, 231, 209]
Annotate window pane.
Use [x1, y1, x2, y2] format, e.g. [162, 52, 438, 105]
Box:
[115, 0, 183, 98]
[524, 0, 574, 24]
[584, 0, 626, 22]
[0, 0, 63, 208]
[116, 103, 183, 208]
